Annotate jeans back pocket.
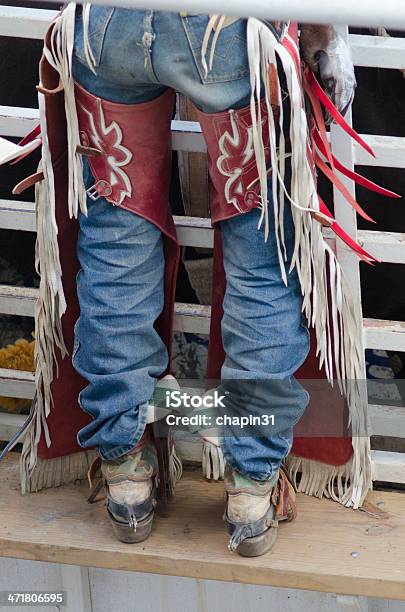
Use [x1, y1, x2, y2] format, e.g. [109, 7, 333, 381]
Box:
[74, 6, 115, 68]
[181, 15, 249, 84]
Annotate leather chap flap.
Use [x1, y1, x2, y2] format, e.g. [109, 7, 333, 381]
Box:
[74, 83, 176, 222]
[197, 101, 279, 223]
[13, 170, 44, 195]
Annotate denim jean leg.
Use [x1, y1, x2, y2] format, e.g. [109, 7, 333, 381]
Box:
[73, 163, 168, 460]
[219, 198, 310, 481]
[71, 10, 171, 461]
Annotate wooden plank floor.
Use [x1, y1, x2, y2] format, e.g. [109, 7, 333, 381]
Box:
[1, 454, 405, 600]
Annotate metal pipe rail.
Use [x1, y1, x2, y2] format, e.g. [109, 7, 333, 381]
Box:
[28, 0, 405, 28]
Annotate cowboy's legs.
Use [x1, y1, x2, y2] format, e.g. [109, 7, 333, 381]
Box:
[70, 8, 276, 465]
[70, 7, 310, 549]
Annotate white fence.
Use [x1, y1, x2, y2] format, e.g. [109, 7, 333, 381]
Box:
[23, 0, 405, 29]
[0, 7, 405, 485]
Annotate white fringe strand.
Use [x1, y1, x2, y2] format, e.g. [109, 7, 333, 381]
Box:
[202, 440, 225, 481]
[43, 3, 87, 219]
[168, 441, 183, 493]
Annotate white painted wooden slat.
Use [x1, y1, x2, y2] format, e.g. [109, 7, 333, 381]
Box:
[0, 411, 27, 441]
[1, 382, 405, 486]
[2, 7, 405, 56]
[173, 302, 211, 335]
[0, 6, 57, 39]
[5, 291, 405, 351]
[350, 34, 405, 69]
[7, 108, 403, 170]
[357, 230, 405, 264]
[4, 105, 405, 171]
[3, 203, 405, 266]
[0, 107, 206, 151]
[0, 412, 27, 442]
[173, 215, 213, 249]
[369, 403, 405, 437]
[371, 450, 405, 483]
[172, 120, 206, 153]
[364, 318, 405, 351]
[0, 367, 35, 399]
[0, 285, 37, 317]
[0, 106, 38, 138]
[135, 439, 405, 485]
[5, 385, 405, 440]
[2, 410, 405, 487]
[323, 228, 405, 264]
[354, 135, 405, 168]
[172, 120, 201, 134]
[0, 284, 211, 334]
[0, 200, 35, 232]
[330, 27, 368, 396]
[7, 0, 405, 30]
[0, 203, 215, 248]
[1, 410, 405, 486]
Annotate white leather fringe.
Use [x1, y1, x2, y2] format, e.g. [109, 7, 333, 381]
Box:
[168, 440, 184, 493]
[284, 449, 371, 507]
[19, 4, 87, 493]
[25, 449, 97, 493]
[43, 2, 87, 219]
[19, 159, 69, 494]
[202, 439, 225, 481]
[244, 19, 371, 508]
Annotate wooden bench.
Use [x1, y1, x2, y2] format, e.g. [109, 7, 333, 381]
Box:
[1, 453, 405, 601]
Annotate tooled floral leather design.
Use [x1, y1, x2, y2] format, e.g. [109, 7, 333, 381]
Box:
[74, 83, 175, 216]
[75, 85, 133, 206]
[197, 100, 273, 222]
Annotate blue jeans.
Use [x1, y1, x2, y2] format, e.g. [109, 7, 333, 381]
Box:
[72, 8, 310, 480]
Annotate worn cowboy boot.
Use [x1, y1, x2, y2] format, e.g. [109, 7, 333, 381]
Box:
[101, 435, 158, 544]
[87, 376, 182, 544]
[224, 466, 297, 557]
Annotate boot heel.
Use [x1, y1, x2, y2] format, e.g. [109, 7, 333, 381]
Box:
[110, 510, 154, 544]
[152, 421, 173, 517]
[235, 526, 278, 557]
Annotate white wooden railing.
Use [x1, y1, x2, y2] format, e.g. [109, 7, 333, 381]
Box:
[21, 0, 405, 29]
[1, 6, 405, 485]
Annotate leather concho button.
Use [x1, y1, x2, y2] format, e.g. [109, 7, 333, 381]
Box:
[96, 180, 113, 198]
[80, 131, 90, 147]
[242, 189, 261, 212]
